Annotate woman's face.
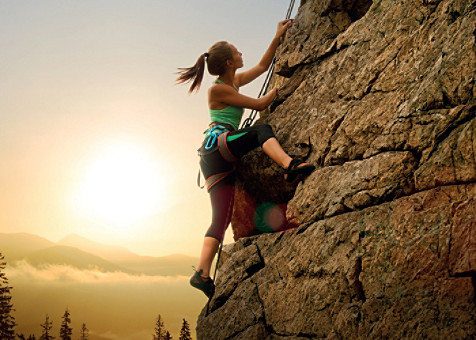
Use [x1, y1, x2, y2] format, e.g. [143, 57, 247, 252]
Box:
[228, 44, 243, 69]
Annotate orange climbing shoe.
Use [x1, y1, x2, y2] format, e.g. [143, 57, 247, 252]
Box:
[284, 159, 315, 182]
[190, 268, 215, 298]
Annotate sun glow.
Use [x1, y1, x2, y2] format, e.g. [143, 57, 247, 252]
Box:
[73, 141, 167, 226]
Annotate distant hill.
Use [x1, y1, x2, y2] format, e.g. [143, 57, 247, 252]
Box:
[58, 233, 197, 276]
[24, 245, 132, 273]
[58, 233, 138, 261]
[0, 232, 197, 276]
[112, 253, 197, 276]
[0, 232, 55, 261]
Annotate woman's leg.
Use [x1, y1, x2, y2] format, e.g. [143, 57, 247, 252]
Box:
[262, 137, 292, 169]
[262, 137, 314, 181]
[197, 237, 220, 278]
[197, 177, 235, 278]
[227, 124, 292, 169]
[227, 124, 314, 182]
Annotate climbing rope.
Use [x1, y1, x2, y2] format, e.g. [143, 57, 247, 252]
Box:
[240, 0, 296, 129]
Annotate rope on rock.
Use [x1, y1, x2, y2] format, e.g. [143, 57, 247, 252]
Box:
[240, 0, 296, 129]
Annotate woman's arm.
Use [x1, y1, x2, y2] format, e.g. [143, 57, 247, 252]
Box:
[210, 84, 277, 111]
[235, 19, 293, 88]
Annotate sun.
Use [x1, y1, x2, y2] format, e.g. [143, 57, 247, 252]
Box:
[72, 140, 166, 226]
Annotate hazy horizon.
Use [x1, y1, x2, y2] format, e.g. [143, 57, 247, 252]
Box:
[1, 231, 204, 339]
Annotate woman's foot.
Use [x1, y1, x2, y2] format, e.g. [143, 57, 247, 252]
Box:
[190, 269, 215, 298]
[284, 159, 315, 182]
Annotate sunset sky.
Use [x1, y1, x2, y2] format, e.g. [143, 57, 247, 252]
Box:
[0, 0, 298, 257]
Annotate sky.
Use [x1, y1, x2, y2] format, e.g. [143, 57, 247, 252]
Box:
[0, 0, 298, 257]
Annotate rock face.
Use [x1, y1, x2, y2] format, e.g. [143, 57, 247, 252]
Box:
[197, 0, 475, 339]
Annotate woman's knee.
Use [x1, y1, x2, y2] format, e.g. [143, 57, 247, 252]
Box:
[257, 124, 276, 146]
[205, 226, 225, 242]
[204, 231, 223, 242]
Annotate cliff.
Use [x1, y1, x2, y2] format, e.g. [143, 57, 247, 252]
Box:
[197, 0, 475, 339]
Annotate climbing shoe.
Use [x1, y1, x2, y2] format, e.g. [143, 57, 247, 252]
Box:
[284, 158, 315, 182]
[190, 269, 215, 298]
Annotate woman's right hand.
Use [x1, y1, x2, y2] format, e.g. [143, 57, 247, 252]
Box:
[269, 87, 278, 98]
[261, 87, 278, 110]
[275, 19, 294, 39]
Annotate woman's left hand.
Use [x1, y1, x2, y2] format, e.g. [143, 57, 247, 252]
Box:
[275, 19, 294, 39]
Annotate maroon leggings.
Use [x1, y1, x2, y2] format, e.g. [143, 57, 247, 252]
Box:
[205, 176, 235, 242]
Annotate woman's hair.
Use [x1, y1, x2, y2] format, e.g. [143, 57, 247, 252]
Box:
[176, 41, 233, 93]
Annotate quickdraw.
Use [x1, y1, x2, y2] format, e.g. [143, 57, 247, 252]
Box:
[204, 125, 228, 150]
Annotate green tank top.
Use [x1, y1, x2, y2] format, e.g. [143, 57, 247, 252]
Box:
[209, 79, 244, 131]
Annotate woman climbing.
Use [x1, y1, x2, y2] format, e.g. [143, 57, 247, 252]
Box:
[176, 19, 315, 298]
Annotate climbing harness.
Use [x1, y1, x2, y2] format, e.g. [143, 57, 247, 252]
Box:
[241, 0, 296, 129]
[197, 125, 239, 191]
[217, 132, 238, 163]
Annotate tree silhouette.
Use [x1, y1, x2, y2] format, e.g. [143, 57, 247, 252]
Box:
[164, 331, 172, 340]
[0, 253, 16, 339]
[17, 334, 36, 340]
[179, 319, 191, 340]
[39, 314, 54, 340]
[79, 323, 89, 340]
[153, 314, 167, 340]
[59, 309, 72, 340]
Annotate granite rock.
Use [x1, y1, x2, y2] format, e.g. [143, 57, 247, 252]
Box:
[200, 185, 476, 339]
[198, 0, 476, 338]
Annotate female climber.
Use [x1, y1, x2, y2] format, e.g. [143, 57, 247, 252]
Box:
[176, 19, 315, 298]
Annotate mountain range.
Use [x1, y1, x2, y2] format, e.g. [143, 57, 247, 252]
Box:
[0, 232, 198, 276]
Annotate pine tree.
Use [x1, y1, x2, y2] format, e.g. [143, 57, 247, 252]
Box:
[164, 331, 172, 340]
[39, 314, 54, 340]
[179, 319, 191, 340]
[78, 323, 89, 340]
[0, 253, 16, 339]
[59, 308, 72, 340]
[152, 314, 166, 340]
